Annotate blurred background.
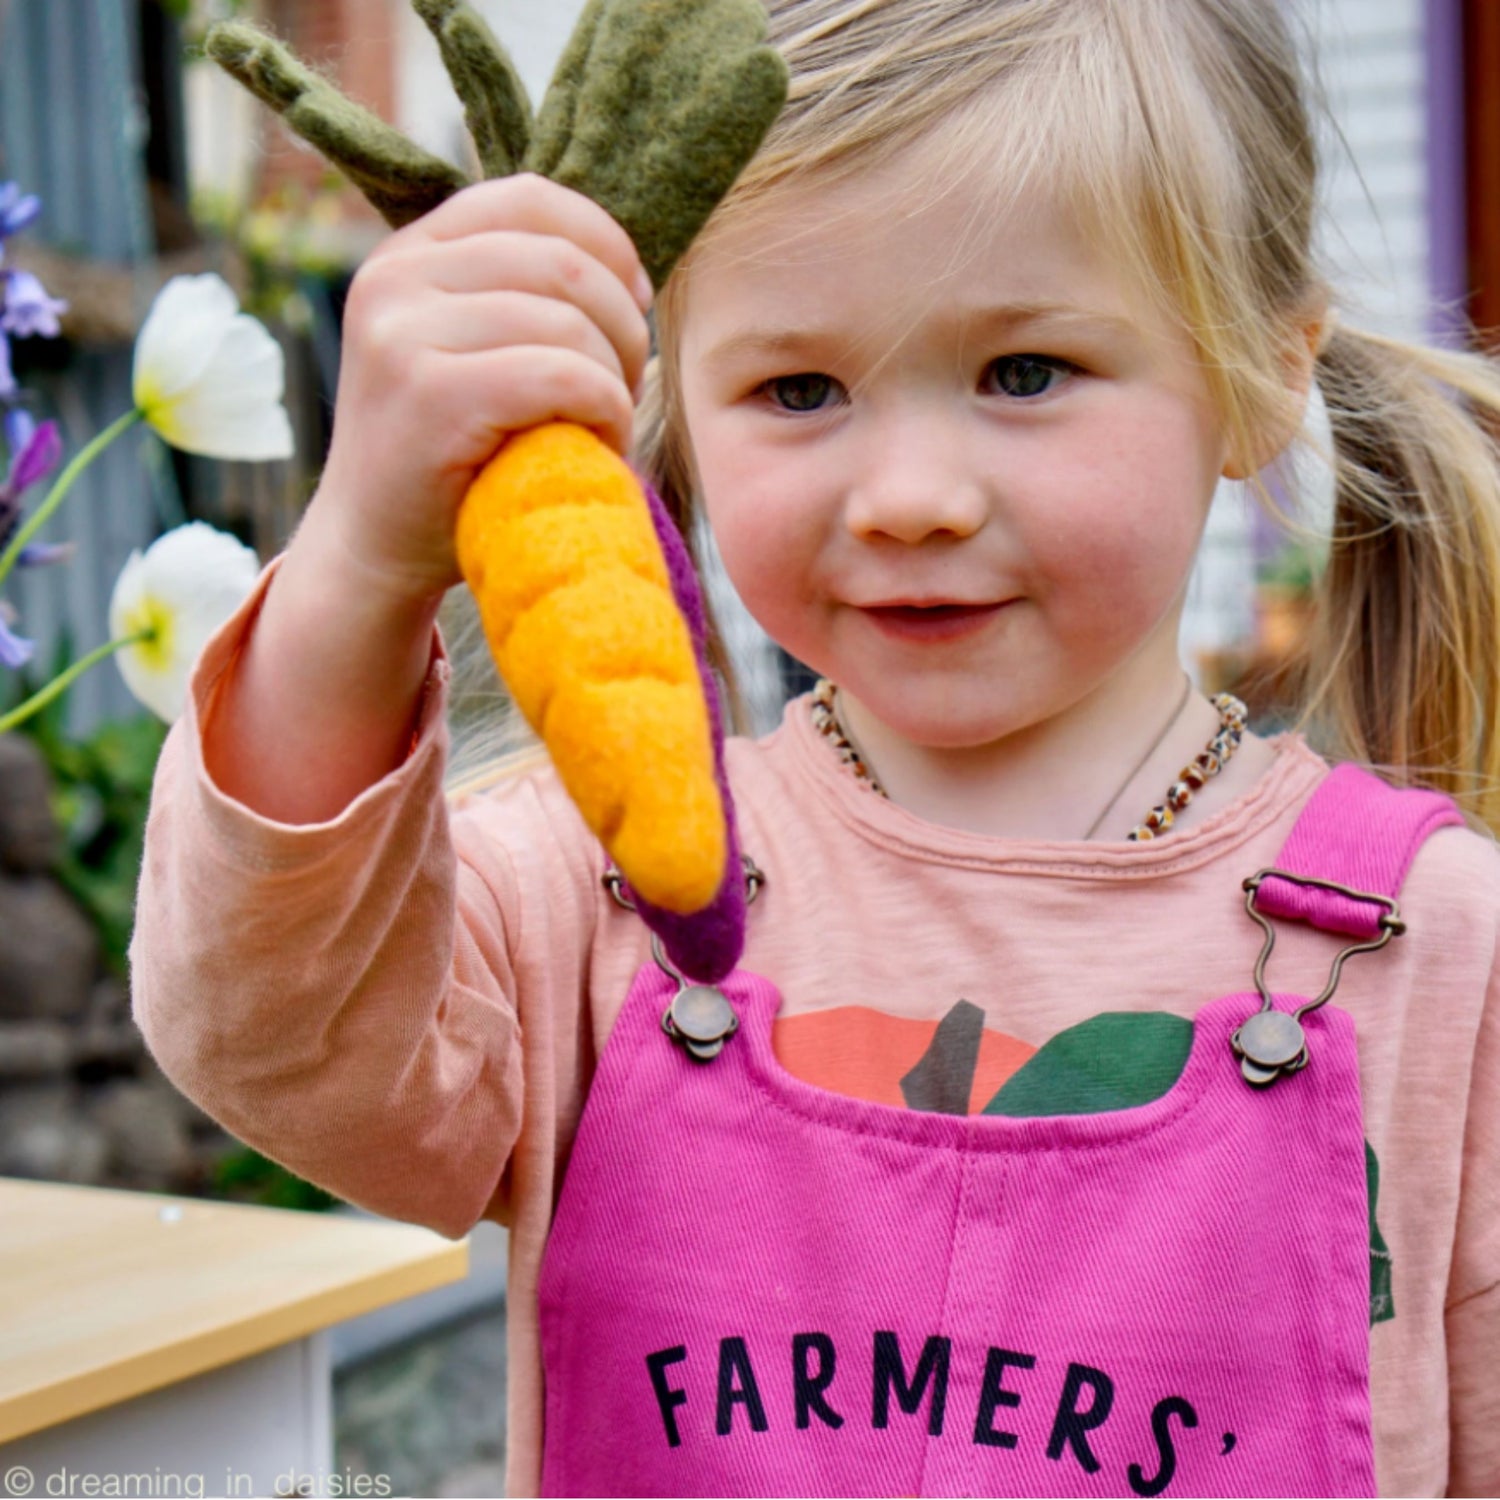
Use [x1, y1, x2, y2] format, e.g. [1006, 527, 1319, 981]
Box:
[0, 0, 1491, 1493]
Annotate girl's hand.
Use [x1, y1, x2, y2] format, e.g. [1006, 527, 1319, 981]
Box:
[309, 172, 654, 607]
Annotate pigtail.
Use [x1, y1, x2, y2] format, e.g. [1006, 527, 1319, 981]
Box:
[439, 578, 552, 804]
[1287, 320, 1500, 833]
[632, 350, 753, 740]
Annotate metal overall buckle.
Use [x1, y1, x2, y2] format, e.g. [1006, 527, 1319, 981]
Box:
[602, 854, 765, 1063]
[1232, 868, 1406, 1087]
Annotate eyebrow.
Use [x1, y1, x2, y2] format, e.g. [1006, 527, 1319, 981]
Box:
[701, 301, 1138, 369]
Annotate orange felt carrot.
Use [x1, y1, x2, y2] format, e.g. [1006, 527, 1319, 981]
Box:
[454, 422, 726, 913]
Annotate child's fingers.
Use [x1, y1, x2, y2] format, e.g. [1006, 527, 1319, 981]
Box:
[415, 231, 651, 392]
[450, 343, 637, 459]
[412, 173, 653, 311]
[414, 290, 629, 387]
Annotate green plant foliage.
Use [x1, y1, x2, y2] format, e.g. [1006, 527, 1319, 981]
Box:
[2, 626, 167, 978]
[191, 180, 348, 322]
[210, 1143, 339, 1212]
[1256, 539, 1321, 593]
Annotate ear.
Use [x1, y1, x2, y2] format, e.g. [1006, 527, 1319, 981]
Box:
[1221, 301, 1330, 481]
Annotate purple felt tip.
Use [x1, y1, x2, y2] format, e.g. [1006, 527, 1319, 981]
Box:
[610, 473, 747, 984]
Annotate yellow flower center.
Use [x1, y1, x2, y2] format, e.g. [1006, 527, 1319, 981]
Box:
[121, 593, 174, 671]
[135, 380, 186, 449]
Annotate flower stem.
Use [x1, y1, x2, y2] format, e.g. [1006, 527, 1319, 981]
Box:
[0, 629, 153, 735]
[0, 408, 144, 593]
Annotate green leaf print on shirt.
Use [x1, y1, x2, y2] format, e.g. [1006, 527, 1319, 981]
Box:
[981, 1011, 1195, 1117]
[980, 1009, 1394, 1327]
[1366, 1139, 1392, 1324]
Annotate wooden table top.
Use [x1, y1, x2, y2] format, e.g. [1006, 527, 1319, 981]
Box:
[0, 1177, 469, 1444]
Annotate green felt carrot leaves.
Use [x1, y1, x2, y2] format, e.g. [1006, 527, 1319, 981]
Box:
[524, 0, 790, 289]
[412, 0, 533, 179]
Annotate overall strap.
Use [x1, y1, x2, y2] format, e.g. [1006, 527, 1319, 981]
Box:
[1254, 762, 1465, 938]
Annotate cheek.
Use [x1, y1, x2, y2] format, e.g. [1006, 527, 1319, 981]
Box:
[690, 418, 828, 621]
[1024, 413, 1215, 632]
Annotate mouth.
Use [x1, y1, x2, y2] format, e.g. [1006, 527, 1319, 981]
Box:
[859, 600, 1013, 642]
[865, 601, 997, 615]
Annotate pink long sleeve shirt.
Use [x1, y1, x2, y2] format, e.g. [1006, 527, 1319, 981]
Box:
[129, 552, 1500, 1497]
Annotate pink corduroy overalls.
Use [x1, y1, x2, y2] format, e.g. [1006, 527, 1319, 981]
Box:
[536, 762, 1463, 1498]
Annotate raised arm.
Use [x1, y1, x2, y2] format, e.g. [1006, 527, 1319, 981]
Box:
[128, 545, 530, 1240]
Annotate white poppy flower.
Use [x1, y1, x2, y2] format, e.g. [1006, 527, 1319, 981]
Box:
[132, 274, 295, 461]
[108, 521, 263, 722]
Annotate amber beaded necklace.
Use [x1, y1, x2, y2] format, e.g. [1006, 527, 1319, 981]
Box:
[809, 676, 1248, 842]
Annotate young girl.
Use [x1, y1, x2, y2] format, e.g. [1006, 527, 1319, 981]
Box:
[129, 1, 1498, 1496]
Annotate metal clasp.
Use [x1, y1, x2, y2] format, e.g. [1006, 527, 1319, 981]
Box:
[1242, 868, 1405, 1013]
[602, 853, 764, 911]
[601, 855, 763, 1064]
[1232, 867, 1406, 1087]
[651, 932, 739, 1062]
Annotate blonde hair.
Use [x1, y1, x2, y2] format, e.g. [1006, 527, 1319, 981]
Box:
[444, 0, 1500, 832]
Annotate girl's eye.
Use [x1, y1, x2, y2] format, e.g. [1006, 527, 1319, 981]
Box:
[983, 354, 1077, 399]
[761, 372, 845, 413]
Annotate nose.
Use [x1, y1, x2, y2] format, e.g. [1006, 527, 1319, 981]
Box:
[842, 402, 989, 544]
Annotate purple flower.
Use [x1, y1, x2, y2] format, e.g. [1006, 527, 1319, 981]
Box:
[0, 416, 61, 554]
[0, 184, 71, 676]
[2, 416, 60, 501]
[0, 183, 68, 354]
[0, 416, 63, 559]
[0, 184, 41, 242]
[1, 269, 66, 339]
[0, 415, 63, 672]
[4, 405, 34, 456]
[0, 598, 34, 668]
[16, 540, 74, 567]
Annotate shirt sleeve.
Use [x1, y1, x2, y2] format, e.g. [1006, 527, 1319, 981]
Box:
[1446, 926, 1500, 1496]
[128, 551, 525, 1241]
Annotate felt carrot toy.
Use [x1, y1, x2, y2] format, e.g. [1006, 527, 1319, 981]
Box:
[205, 0, 786, 984]
[456, 421, 724, 914]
